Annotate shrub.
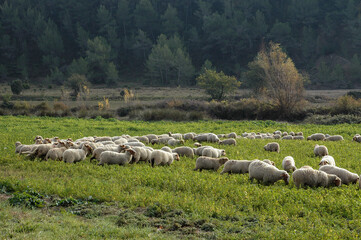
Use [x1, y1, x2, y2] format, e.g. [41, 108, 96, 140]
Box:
[333, 95, 361, 115]
[10, 79, 24, 95]
[9, 189, 45, 209]
[53, 101, 69, 112]
[347, 91, 361, 100]
[55, 197, 81, 207]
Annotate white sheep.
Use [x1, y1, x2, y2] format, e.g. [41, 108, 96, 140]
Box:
[167, 139, 184, 146]
[130, 147, 152, 163]
[124, 142, 145, 147]
[219, 138, 237, 146]
[248, 160, 289, 185]
[45, 147, 67, 161]
[183, 133, 195, 140]
[273, 134, 281, 139]
[193, 134, 209, 142]
[136, 136, 150, 144]
[314, 144, 328, 157]
[325, 135, 344, 141]
[282, 135, 293, 140]
[307, 133, 326, 141]
[160, 146, 173, 153]
[282, 156, 297, 172]
[292, 167, 341, 188]
[220, 160, 252, 174]
[63, 144, 92, 163]
[226, 132, 237, 138]
[319, 165, 359, 185]
[94, 136, 112, 142]
[90, 145, 121, 161]
[201, 147, 226, 158]
[193, 157, 229, 172]
[319, 155, 335, 166]
[168, 132, 183, 140]
[149, 150, 179, 167]
[293, 136, 304, 140]
[262, 159, 275, 166]
[264, 142, 280, 153]
[145, 134, 158, 142]
[98, 149, 136, 166]
[353, 135, 361, 143]
[193, 146, 213, 156]
[207, 133, 220, 143]
[172, 146, 194, 158]
[114, 138, 127, 145]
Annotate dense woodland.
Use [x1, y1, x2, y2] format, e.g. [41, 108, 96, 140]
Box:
[1, 0, 361, 88]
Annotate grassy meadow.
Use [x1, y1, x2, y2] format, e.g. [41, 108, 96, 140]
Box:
[1, 116, 361, 239]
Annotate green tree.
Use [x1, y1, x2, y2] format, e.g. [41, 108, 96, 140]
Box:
[134, 0, 158, 38]
[65, 73, 89, 100]
[10, 79, 23, 95]
[247, 42, 306, 114]
[196, 69, 240, 100]
[161, 4, 183, 36]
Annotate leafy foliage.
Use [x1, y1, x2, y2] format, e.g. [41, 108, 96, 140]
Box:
[9, 188, 45, 209]
[10, 79, 23, 95]
[196, 69, 240, 100]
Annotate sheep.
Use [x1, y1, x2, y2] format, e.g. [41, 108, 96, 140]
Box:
[273, 130, 282, 135]
[273, 134, 281, 139]
[45, 147, 67, 161]
[193, 134, 209, 142]
[24, 143, 58, 159]
[292, 167, 341, 188]
[130, 147, 152, 163]
[136, 136, 150, 144]
[282, 132, 288, 136]
[353, 135, 361, 143]
[160, 146, 172, 153]
[167, 139, 184, 146]
[18, 144, 42, 155]
[262, 159, 275, 166]
[127, 138, 140, 143]
[248, 160, 289, 185]
[94, 136, 112, 142]
[194, 142, 202, 147]
[98, 149, 136, 166]
[217, 134, 225, 139]
[168, 132, 183, 140]
[172, 146, 194, 158]
[201, 147, 226, 158]
[226, 132, 237, 138]
[193, 157, 229, 172]
[282, 156, 297, 172]
[219, 138, 237, 146]
[255, 135, 262, 139]
[220, 160, 252, 174]
[282, 135, 293, 140]
[289, 131, 295, 136]
[241, 132, 248, 137]
[151, 137, 173, 145]
[193, 146, 213, 156]
[207, 133, 220, 143]
[114, 138, 127, 145]
[124, 142, 145, 147]
[293, 136, 305, 140]
[149, 150, 179, 167]
[246, 135, 255, 140]
[183, 133, 195, 140]
[264, 142, 280, 153]
[319, 155, 335, 166]
[90, 145, 121, 161]
[307, 133, 326, 141]
[325, 135, 344, 141]
[145, 134, 158, 142]
[296, 132, 303, 136]
[319, 165, 359, 185]
[15, 141, 23, 153]
[314, 144, 328, 157]
[63, 144, 92, 163]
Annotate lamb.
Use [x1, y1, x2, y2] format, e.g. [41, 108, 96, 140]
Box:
[167, 139, 184, 146]
[219, 139, 237, 146]
[172, 146, 194, 158]
[319, 155, 335, 166]
[160, 146, 172, 153]
[193, 157, 229, 172]
[63, 144, 92, 163]
[201, 147, 226, 158]
[314, 144, 328, 157]
[207, 133, 220, 143]
[325, 135, 344, 141]
[98, 149, 136, 166]
[15, 141, 23, 153]
[264, 142, 280, 153]
[220, 160, 252, 174]
[282, 156, 297, 172]
[319, 165, 359, 185]
[292, 167, 341, 188]
[45, 147, 67, 161]
[307, 133, 326, 141]
[149, 150, 179, 167]
[226, 132, 237, 138]
[248, 160, 289, 185]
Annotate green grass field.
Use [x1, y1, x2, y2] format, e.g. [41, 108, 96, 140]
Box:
[1, 116, 361, 239]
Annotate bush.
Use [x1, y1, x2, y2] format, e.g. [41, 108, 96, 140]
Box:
[304, 114, 361, 125]
[9, 189, 45, 209]
[346, 91, 361, 100]
[10, 79, 24, 95]
[333, 95, 361, 115]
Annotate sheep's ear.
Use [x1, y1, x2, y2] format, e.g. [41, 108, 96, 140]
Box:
[127, 149, 136, 155]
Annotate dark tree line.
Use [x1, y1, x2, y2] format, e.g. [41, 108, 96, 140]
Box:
[1, 0, 361, 88]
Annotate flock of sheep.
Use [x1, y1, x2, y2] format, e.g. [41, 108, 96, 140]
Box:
[13, 131, 361, 189]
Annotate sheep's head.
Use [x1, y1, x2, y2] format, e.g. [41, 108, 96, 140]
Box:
[194, 142, 202, 147]
[151, 139, 158, 145]
[352, 174, 360, 184]
[282, 172, 290, 185]
[44, 138, 51, 144]
[15, 141, 22, 147]
[180, 140, 185, 145]
[83, 144, 93, 155]
[173, 153, 180, 161]
[334, 176, 342, 187]
[219, 157, 229, 165]
[221, 150, 226, 156]
[264, 145, 267, 150]
[126, 149, 136, 156]
[319, 160, 329, 166]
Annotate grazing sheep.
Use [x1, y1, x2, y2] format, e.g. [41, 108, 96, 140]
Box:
[151, 137, 173, 145]
[282, 135, 293, 140]
[293, 136, 305, 140]
[63, 144, 92, 163]
[194, 142, 202, 147]
[219, 138, 237, 146]
[160, 146, 172, 153]
[262, 159, 275, 166]
[353, 135, 361, 143]
[149, 150, 179, 167]
[264, 142, 280, 153]
[94, 136, 112, 142]
[15, 141, 23, 153]
[25, 143, 57, 159]
[129, 147, 151, 164]
[136, 136, 150, 144]
[314, 144, 328, 157]
[168, 132, 183, 140]
[193, 157, 229, 172]
[193, 134, 209, 142]
[127, 138, 140, 143]
[183, 133, 195, 140]
[319, 165, 359, 185]
[255, 135, 262, 139]
[167, 139, 184, 146]
[296, 132, 303, 136]
[307, 133, 326, 141]
[207, 133, 220, 143]
[201, 147, 226, 158]
[172, 146, 194, 158]
[241, 132, 248, 137]
[124, 142, 145, 147]
[273, 131, 282, 135]
[193, 146, 214, 156]
[249, 160, 289, 185]
[226, 132, 237, 139]
[45, 147, 67, 161]
[246, 135, 255, 140]
[90, 145, 121, 161]
[273, 134, 281, 139]
[98, 149, 136, 166]
[319, 155, 335, 166]
[325, 135, 344, 141]
[289, 131, 295, 136]
[292, 167, 341, 188]
[145, 134, 158, 142]
[114, 138, 127, 145]
[220, 160, 252, 174]
[217, 134, 225, 139]
[282, 156, 297, 172]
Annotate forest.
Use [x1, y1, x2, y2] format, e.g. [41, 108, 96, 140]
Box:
[1, 0, 361, 88]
